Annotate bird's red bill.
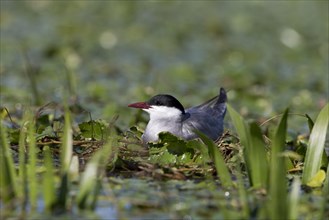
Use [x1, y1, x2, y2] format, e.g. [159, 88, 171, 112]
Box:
[128, 102, 151, 109]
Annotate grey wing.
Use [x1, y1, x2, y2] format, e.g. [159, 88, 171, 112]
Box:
[183, 110, 225, 141]
[184, 88, 227, 140]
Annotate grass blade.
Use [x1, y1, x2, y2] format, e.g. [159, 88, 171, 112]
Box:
[76, 152, 102, 210]
[77, 138, 114, 209]
[226, 104, 250, 149]
[235, 161, 250, 218]
[60, 110, 73, 173]
[56, 110, 73, 210]
[305, 114, 314, 131]
[42, 146, 56, 211]
[227, 104, 268, 188]
[269, 108, 289, 220]
[288, 177, 301, 220]
[18, 119, 28, 214]
[319, 163, 329, 220]
[195, 130, 233, 188]
[27, 115, 38, 211]
[302, 103, 329, 184]
[226, 104, 252, 179]
[248, 122, 268, 188]
[0, 123, 17, 205]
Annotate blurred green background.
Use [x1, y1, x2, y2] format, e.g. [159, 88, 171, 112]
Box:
[1, 1, 328, 130]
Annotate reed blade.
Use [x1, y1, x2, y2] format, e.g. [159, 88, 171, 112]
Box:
[56, 109, 73, 210]
[195, 130, 233, 188]
[302, 103, 329, 184]
[227, 104, 268, 188]
[77, 138, 115, 209]
[269, 108, 289, 220]
[42, 146, 56, 211]
[18, 118, 28, 213]
[27, 115, 38, 211]
[0, 123, 17, 204]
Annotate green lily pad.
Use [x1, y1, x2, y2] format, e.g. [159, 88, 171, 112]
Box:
[79, 120, 108, 141]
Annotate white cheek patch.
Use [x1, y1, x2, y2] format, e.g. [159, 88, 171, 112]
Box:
[147, 106, 182, 118]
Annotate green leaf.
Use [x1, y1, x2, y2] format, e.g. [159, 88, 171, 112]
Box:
[227, 104, 268, 188]
[148, 138, 205, 166]
[226, 104, 250, 149]
[0, 123, 17, 204]
[227, 104, 252, 172]
[248, 122, 268, 188]
[187, 139, 211, 165]
[60, 110, 73, 174]
[158, 132, 194, 155]
[129, 125, 144, 138]
[18, 117, 28, 209]
[148, 148, 177, 165]
[79, 120, 107, 141]
[235, 162, 250, 219]
[77, 152, 102, 210]
[77, 138, 115, 210]
[306, 169, 326, 187]
[35, 114, 52, 135]
[42, 146, 56, 210]
[36, 126, 56, 140]
[27, 114, 38, 211]
[305, 114, 314, 131]
[57, 110, 73, 210]
[324, 163, 329, 193]
[8, 128, 20, 144]
[302, 103, 329, 184]
[288, 177, 301, 220]
[269, 108, 289, 220]
[195, 130, 233, 188]
[319, 164, 329, 220]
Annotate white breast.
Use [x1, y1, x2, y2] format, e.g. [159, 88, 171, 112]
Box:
[142, 106, 183, 142]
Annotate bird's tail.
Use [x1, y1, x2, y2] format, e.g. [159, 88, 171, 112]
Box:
[214, 87, 227, 116]
[217, 87, 227, 104]
[189, 87, 227, 115]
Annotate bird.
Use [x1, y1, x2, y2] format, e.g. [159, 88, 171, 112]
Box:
[128, 87, 227, 143]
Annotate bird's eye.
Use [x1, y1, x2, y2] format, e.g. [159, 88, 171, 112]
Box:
[155, 101, 161, 105]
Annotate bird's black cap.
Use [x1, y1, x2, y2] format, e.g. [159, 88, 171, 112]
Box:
[147, 94, 185, 113]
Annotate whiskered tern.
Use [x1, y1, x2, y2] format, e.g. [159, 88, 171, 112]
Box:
[128, 88, 227, 143]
